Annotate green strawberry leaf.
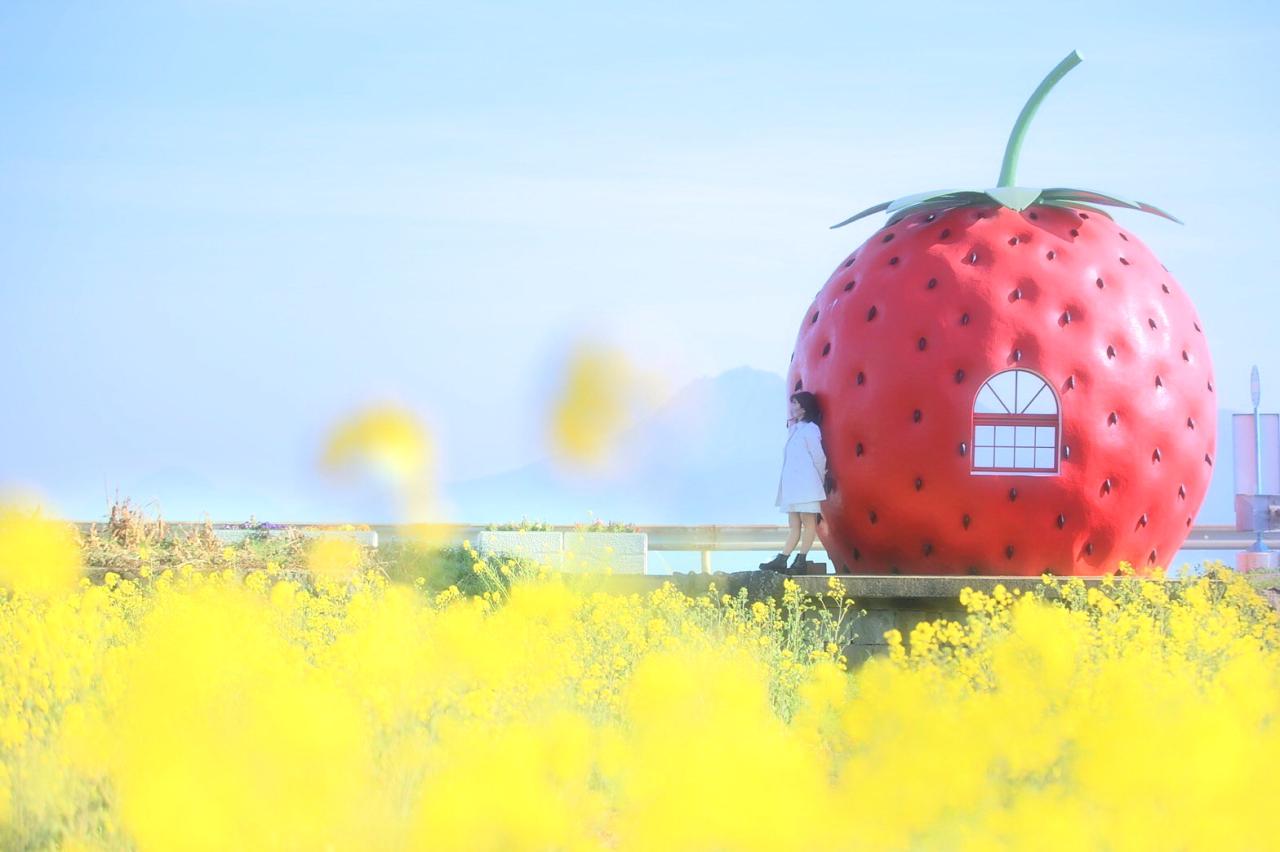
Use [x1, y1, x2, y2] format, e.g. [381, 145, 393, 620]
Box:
[829, 200, 892, 229]
[831, 190, 985, 229]
[1042, 188, 1182, 224]
[885, 188, 970, 215]
[885, 198, 979, 226]
[1041, 187, 1143, 210]
[1040, 199, 1115, 220]
[984, 186, 1042, 211]
[1133, 200, 1183, 225]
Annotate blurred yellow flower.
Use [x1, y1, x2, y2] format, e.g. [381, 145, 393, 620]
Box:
[547, 342, 648, 469]
[0, 505, 81, 597]
[306, 538, 363, 580]
[321, 404, 432, 486]
[0, 551, 1276, 849]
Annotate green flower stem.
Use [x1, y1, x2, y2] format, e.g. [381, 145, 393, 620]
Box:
[997, 50, 1083, 188]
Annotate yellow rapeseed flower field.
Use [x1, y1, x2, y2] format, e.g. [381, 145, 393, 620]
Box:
[1, 514, 1278, 849]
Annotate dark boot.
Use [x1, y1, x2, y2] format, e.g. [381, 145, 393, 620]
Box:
[759, 552, 788, 573]
[789, 553, 809, 574]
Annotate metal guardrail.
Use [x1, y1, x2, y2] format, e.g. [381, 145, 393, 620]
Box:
[75, 522, 1276, 573]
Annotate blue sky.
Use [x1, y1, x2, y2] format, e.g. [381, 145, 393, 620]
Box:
[2, 0, 1278, 521]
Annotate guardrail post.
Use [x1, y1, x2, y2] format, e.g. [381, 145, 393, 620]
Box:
[700, 550, 712, 574]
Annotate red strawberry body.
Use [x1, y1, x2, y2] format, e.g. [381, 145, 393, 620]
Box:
[789, 203, 1215, 576]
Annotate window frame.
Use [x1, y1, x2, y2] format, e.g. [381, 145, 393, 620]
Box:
[969, 369, 1062, 477]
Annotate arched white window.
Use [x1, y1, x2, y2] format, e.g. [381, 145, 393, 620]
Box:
[971, 369, 1060, 475]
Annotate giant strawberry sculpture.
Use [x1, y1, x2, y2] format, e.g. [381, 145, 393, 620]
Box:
[794, 52, 1215, 576]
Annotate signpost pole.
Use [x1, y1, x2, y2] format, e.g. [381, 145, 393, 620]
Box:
[1249, 366, 1268, 553]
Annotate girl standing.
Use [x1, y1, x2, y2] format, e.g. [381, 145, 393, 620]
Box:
[760, 391, 828, 574]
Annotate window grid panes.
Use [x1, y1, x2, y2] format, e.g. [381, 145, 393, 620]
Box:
[971, 369, 1060, 474]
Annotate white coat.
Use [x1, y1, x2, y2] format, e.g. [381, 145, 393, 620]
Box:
[775, 420, 828, 507]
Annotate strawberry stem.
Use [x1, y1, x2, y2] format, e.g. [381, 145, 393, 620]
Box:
[997, 50, 1083, 188]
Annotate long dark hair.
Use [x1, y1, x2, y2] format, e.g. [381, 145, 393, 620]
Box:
[791, 391, 822, 425]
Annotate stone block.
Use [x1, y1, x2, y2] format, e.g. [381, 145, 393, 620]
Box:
[562, 532, 648, 574]
[894, 609, 934, 635]
[476, 531, 563, 569]
[845, 644, 887, 666]
[851, 609, 897, 646]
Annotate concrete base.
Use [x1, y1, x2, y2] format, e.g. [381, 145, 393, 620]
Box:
[562, 532, 648, 574]
[476, 531, 563, 569]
